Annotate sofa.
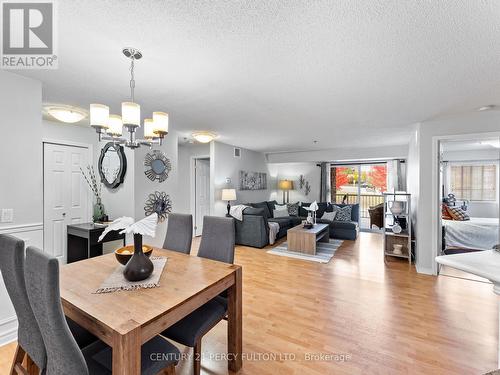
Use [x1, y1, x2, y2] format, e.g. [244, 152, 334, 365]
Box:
[234, 200, 360, 248]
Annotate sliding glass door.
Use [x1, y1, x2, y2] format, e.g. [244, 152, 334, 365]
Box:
[331, 163, 387, 230]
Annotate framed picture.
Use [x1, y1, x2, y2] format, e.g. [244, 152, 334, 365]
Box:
[239, 170, 267, 190]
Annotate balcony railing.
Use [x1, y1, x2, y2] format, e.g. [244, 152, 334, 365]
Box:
[332, 193, 384, 219]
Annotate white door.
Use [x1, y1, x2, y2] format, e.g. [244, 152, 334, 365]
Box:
[194, 158, 210, 236]
[44, 143, 90, 262]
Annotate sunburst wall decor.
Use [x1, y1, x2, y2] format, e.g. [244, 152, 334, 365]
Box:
[144, 150, 172, 182]
[144, 191, 172, 222]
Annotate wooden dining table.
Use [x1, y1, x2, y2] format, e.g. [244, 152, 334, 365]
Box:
[59, 248, 242, 374]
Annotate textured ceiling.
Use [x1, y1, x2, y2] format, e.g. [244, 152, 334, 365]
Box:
[13, 0, 500, 152]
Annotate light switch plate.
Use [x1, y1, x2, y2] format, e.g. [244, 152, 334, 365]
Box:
[1, 209, 14, 223]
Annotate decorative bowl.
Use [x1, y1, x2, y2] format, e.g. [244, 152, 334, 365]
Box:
[115, 245, 153, 265]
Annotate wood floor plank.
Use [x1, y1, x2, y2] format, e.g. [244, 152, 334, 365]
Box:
[0, 232, 497, 374]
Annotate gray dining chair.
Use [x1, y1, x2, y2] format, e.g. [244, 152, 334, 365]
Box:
[163, 213, 193, 254]
[24, 246, 181, 375]
[162, 216, 235, 375]
[0, 234, 46, 375]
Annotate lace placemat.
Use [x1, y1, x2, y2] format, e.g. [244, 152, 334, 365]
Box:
[94, 256, 167, 294]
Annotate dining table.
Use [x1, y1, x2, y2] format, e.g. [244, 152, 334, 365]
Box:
[59, 247, 242, 374]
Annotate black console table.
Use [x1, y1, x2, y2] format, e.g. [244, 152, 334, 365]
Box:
[67, 223, 126, 264]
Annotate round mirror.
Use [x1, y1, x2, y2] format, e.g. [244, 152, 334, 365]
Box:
[98, 143, 127, 188]
[151, 159, 166, 175]
[144, 151, 172, 182]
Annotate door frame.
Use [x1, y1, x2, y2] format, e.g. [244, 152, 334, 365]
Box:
[190, 155, 210, 236]
[42, 139, 93, 254]
[431, 131, 500, 275]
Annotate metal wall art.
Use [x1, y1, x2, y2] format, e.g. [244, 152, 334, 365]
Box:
[144, 150, 171, 182]
[304, 181, 311, 196]
[298, 175, 306, 189]
[144, 191, 172, 222]
[239, 170, 267, 190]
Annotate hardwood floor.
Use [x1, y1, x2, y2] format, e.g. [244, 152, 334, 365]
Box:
[0, 232, 497, 374]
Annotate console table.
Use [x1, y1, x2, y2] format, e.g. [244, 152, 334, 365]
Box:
[67, 223, 126, 263]
[436, 250, 500, 366]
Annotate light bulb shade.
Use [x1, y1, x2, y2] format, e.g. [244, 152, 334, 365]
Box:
[90, 104, 109, 129]
[144, 118, 155, 139]
[278, 179, 293, 190]
[222, 188, 237, 201]
[122, 102, 140, 126]
[108, 114, 123, 136]
[153, 111, 169, 134]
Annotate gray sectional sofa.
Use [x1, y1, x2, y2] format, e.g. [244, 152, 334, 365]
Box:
[234, 200, 360, 248]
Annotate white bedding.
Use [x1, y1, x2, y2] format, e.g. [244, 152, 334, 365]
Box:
[444, 217, 499, 251]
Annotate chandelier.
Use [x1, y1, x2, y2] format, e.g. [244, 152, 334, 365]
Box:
[90, 47, 168, 149]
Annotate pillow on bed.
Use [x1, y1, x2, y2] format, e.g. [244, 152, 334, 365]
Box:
[442, 205, 453, 220]
[447, 206, 470, 221]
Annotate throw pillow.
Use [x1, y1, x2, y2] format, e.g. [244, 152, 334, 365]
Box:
[321, 211, 337, 221]
[286, 202, 299, 216]
[447, 206, 470, 221]
[441, 205, 452, 220]
[333, 205, 352, 221]
[273, 208, 289, 218]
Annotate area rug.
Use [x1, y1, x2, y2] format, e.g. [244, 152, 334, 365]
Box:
[266, 240, 343, 263]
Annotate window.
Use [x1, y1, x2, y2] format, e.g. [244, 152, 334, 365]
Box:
[449, 164, 497, 201]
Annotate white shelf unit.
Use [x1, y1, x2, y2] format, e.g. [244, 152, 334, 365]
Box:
[383, 192, 412, 264]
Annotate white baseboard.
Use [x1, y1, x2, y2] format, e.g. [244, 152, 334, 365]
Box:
[0, 316, 17, 346]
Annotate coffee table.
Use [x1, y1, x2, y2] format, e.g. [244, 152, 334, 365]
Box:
[287, 223, 330, 255]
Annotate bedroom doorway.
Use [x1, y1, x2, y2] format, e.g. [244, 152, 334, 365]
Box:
[437, 136, 500, 280]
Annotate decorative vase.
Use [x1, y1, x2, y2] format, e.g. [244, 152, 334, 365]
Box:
[93, 198, 106, 222]
[123, 234, 154, 282]
[388, 201, 405, 215]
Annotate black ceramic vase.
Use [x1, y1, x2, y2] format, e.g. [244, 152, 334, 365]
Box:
[123, 234, 154, 282]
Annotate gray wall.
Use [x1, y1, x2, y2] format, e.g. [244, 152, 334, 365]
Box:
[268, 162, 321, 204]
[134, 128, 179, 248]
[0, 71, 43, 345]
[211, 141, 270, 216]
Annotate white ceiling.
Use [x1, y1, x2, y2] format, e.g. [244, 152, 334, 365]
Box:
[13, 1, 500, 152]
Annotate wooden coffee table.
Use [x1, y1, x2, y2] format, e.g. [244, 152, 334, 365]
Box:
[287, 223, 330, 255]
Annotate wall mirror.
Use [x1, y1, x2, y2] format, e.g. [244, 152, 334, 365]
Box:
[144, 150, 172, 182]
[98, 142, 127, 188]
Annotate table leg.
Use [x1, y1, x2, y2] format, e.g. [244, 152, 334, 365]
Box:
[113, 326, 141, 374]
[228, 267, 242, 372]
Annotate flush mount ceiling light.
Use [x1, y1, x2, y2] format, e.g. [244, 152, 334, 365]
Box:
[89, 47, 169, 149]
[43, 104, 88, 123]
[477, 105, 497, 111]
[192, 131, 218, 143]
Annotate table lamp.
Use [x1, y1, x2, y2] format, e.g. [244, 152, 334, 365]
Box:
[278, 179, 294, 204]
[221, 188, 237, 216]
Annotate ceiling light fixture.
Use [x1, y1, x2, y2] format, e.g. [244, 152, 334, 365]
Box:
[477, 105, 497, 111]
[89, 47, 169, 149]
[192, 131, 217, 143]
[44, 104, 88, 123]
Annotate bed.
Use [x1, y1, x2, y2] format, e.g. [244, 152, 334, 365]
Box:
[443, 217, 499, 251]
